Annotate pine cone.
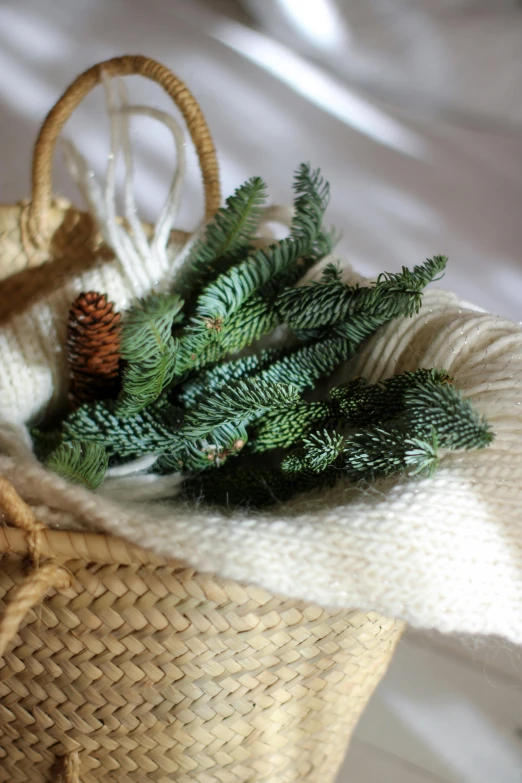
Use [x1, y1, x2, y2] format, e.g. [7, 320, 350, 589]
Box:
[67, 292, 122, 409]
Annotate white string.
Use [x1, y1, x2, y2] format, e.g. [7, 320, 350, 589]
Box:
[62, 72, 298, 300]
[115, 80, 152, 266]
[116, 103, 187, 281]
[98, 472, 183, 503]
[62, 71, 192, 294]
[101, 73, 149, 291]
[106, 453, 159, 477]
[61, 139, 107, 228]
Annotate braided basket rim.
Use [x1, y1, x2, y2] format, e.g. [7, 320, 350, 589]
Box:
[0, 525, 168, 566]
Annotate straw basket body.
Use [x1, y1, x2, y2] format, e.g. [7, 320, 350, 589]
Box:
[0, 525, 403, 783]
[0, 56, 404, 782]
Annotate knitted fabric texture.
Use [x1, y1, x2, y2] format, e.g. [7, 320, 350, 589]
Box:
[0, 79, 191, 426]
[1, 74, 519, 644]
[0, 278, 520, 643]
[0, 241, 184, 425]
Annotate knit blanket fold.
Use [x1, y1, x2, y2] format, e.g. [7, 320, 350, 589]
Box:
[1, 281, 520, 644]
[2, 74, 519, 642]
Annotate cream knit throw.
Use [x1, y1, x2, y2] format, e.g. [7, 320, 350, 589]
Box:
[2, 79, 520, 644]
[0, 284, 520, 643]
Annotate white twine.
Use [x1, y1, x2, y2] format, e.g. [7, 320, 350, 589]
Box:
[62, 71, 190, 293]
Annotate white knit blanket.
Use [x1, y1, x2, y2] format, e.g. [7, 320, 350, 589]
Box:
[2, 78, 521, 644]
[1, 274, 520, 643]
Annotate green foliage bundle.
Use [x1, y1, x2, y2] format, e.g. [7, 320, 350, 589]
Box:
[34, 164, 494, 508]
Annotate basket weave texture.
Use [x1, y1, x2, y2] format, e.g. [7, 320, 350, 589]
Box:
[0, 526, 403, 783]
[0, 56, 404, 782]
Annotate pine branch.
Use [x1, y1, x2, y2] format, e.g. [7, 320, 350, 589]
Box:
[195, 233, 315, 322]
[182, 379, 300, 439]
[281, 426, 439, 485]
[120, 294, 184, 361]
[173, 165, 330, 377]
[116, 294, 184, 416]
[291, 163, 330, 239]
[250, 369, 452, 453]
[172, 238, 309, 377]
[157, 422, 248, 473]
[340, 427, 432, 479]
[301, 430, 345, 472]
[63, 400, 185, 458]
[117, 340, 179, 417]
[332, 369, 452, 427]
[277, 255, 448, 331]
[178, 349, 281, 408]
[403, 382, 493, 450]
[45, 441, 108, 490]
[176, 294, 278, 375]
[404, 431, 440, 476]
[256, 336, 355, 390]
[250, 401, 337, 452]
[177, 176, 268, 302]
[67, 292, 121, 409]
[183, 255, 321, 375]
[319, 262, 343, 284]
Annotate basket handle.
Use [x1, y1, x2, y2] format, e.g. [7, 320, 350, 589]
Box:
[0, 476, 72, 657]
[0, 477, 80, 777]
[27, 54, 221, 247]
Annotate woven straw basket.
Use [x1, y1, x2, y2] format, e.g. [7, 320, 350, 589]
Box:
[0, 56, 404, 783]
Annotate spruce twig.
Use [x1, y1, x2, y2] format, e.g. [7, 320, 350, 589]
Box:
[37, 163, 493, 506]
[116, 294, 184, 416]
[46, 441, 109, 490]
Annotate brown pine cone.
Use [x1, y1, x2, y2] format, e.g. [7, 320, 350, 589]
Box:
[67, 292, 122, 409]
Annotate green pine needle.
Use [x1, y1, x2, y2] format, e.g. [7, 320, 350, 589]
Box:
[63, 400, 185, 458]
[178, 349, 281, 408]
[195, 234, 314, 322]
[403, 381, 493, 450]
[256, 336, 355, 390]
[117, 339, 179, 416]
[179, 176, 268, 300]
[120, 294, 184, 362]
[332, 368, 453, 426]
[193, 165, 328, 323]
[46, 441, 108, 490]
[38, 159, 492, 509]
[291, 163, 330, 239]
[405, 431, 440, 476]
[277, 255, 448, 331]
[182, 379, 300, 439]
[250, 401, 337, 452]
[302, 430, 345, 472]
[117, 293, 184, 416]
[170, 164, 331, 377]
[157, 421, 249, 473]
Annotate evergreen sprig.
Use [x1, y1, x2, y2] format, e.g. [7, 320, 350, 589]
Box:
[172, 164, 330, 378]
[403, 381, 493, 449]
[37, 163, 493, 509]
[178, 349, 281, 407]
[182, 379, 300, 439]
[277, 255, 448, 331]
[179, 176, 268, 300]
[46, 442, 109, 490]
[117, 294, 184, 416]
[62, 399, 185, 457]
